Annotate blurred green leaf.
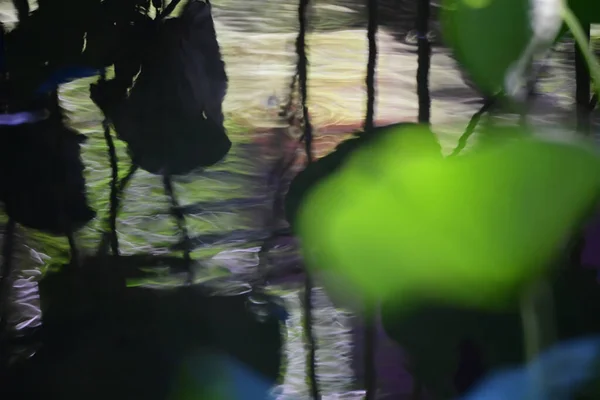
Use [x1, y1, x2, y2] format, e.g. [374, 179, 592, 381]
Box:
[440, 0, 600, 98]
[297, 125, 600, 310]
[441, 0, 533, 96]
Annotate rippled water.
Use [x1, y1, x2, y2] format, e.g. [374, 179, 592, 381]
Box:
[1, 1, 599, 398]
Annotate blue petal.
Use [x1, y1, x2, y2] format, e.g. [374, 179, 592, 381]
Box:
[461, 336, 600, 400]
[226, 355, 278, 400]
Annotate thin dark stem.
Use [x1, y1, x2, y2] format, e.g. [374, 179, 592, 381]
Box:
[297, 0, 319, 397]
[363, 0, 379, 398]
[281, 72, 299, 118]
[158, 0, 183, 20]
[450, 97, 496, 157]
[106, 140, 120, 255]
[303, 278, 319, 399]
[416, 0, 431, 124]
[364, 0, 378, 132]
[103, 125, 119, 255]
[297, 0, 314, 164]
[99, 70, 120, 256]
[97, 164, 139, 256]
[162, 174, 193, 284]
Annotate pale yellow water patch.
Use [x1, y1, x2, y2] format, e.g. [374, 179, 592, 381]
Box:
[217, 24, 474, 129]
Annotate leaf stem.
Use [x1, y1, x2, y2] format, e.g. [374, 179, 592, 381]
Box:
[561, 2, 600, 98]
[520, 280, 556, 398]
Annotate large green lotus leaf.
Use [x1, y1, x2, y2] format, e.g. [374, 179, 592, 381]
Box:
[441, 0, 533, 96]
[296, 126, 600, 310]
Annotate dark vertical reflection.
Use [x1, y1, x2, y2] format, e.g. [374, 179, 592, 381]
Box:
[364, 0, 378, 131]
[295, 0, 320, 397]
[416, 0, 431, 124]
[575, 22, 591, 134]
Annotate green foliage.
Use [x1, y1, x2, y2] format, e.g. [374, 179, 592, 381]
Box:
[441, 0, 531, 96]
[441, 0, 600, 99]
[296, 124, 600, 310]
[568, 0, 600, 25]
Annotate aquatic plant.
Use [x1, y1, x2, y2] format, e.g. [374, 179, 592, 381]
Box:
[295, 124, 600, 309]
[289, 1, 600, 398]
[441, 0, 600, 102]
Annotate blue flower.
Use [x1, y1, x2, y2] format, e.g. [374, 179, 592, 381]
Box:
[461, 337, 600, 400]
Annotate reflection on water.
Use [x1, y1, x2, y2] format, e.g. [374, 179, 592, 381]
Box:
[0, 0, 599, 398]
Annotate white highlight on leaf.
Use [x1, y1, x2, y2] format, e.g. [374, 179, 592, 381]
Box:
[504, 0, 562, 101]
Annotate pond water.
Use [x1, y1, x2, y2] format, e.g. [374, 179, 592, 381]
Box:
[0, 1, 599, 399]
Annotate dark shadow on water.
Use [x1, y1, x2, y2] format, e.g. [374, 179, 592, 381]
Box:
[2, 260, 283, 400]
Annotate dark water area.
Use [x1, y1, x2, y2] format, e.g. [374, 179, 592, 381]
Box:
[0, 0, 600, 399]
